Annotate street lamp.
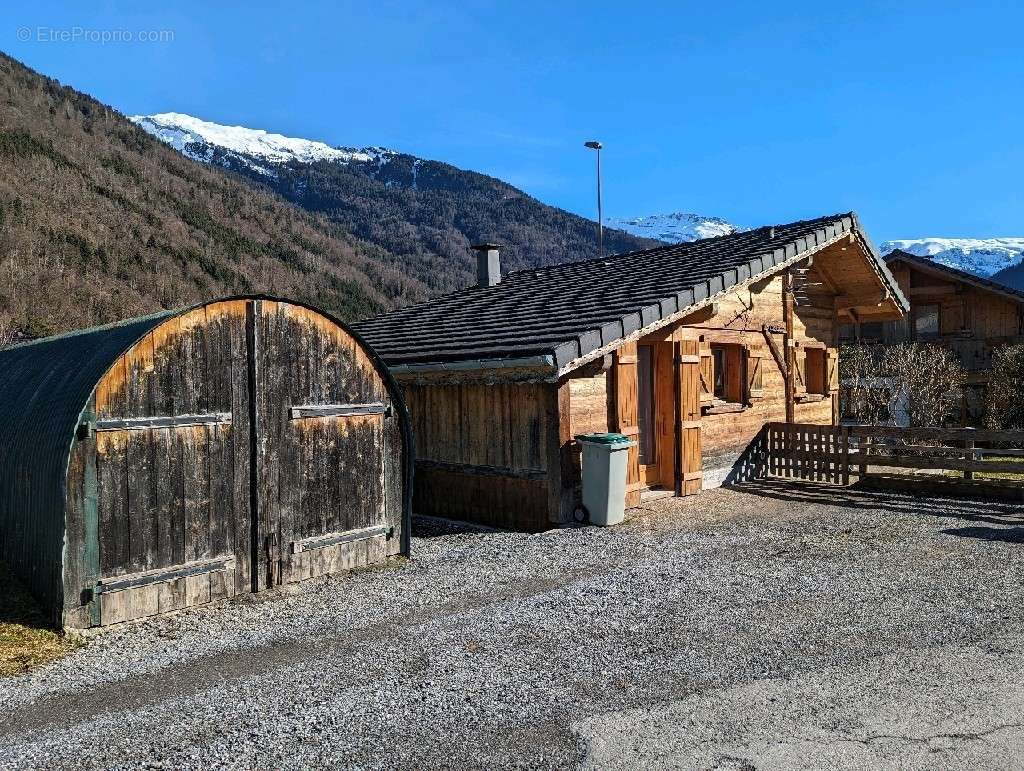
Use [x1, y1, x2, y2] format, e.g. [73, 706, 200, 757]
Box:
[584, 140, 603, 257]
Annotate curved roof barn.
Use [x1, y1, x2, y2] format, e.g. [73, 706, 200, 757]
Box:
[0, 296, 411, 627]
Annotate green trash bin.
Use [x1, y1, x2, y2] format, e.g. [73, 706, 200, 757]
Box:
[575, 433, 637, 526]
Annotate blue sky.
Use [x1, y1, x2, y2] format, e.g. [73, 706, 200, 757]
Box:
[6, 1, 1021, 241]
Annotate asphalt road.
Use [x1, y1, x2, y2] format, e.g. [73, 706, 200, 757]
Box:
[2, 480, 1023, 769]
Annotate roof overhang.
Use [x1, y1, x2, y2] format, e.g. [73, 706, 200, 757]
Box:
[886, 252, 1024, 306]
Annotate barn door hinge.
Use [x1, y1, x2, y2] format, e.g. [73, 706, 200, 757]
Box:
[76, 421, 95, 440]
[289, 402, 387, 419]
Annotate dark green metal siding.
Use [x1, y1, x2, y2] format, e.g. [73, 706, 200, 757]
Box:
[0, 311, 174, 621]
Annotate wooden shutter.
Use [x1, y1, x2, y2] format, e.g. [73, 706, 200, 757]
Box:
[611, 341, 641, 507]
[676, 339, 703, 496]
[826, 348, 840, 393]
[698, 341, 714, 404]
[746, 345, 765, 403]
[793, 344, 808, 395]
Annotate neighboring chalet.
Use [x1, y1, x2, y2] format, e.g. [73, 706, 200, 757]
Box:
[355, 213, 908, 531]
[846, 249, 1024, 421]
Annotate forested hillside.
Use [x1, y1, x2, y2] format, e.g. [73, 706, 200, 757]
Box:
[0, 53, 429, 340]
[133, 113, 655, 294]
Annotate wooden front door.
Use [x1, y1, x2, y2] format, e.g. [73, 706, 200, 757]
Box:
[637, 344, 658, 487]
[637, 342, 677, 490]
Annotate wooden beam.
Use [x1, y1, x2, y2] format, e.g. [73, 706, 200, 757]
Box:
[835, 292, 887, 310]
[762, 324, 788, 380]
[783, 271, 796, 424]
[908, 285, 957, 298]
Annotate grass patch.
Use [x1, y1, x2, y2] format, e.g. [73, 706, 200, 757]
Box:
[947, 454, 1024, 481]
[0, 563, 80, 677]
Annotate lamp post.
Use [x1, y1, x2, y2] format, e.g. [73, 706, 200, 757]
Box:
[584, 140, 603, 257]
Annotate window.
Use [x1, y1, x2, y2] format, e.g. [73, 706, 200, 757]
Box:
[804, 347, 828, 395]
[914, 304, 939, 338]
[712, 347, 726, 398]
[637, 344, 656, 465]
[708, 343, 745, 404]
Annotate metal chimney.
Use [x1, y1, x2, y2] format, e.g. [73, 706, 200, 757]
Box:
[471, 243, 502, 288]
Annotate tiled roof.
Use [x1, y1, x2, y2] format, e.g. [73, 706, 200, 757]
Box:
[885, 249, 1024, 305]
[356, 212, 905, 371]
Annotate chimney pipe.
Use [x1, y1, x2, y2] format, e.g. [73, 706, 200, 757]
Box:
[471, 243, 502, 288]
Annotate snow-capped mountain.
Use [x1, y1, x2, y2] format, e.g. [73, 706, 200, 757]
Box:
[605, 212, 741, 244]
[879, 237, 1024, 278]
[130, 112, 392, 176]
[128, 111, 650, 290]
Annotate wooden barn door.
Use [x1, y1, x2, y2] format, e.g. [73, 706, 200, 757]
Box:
[89, 302, 254, 626]
[253, 300, 392, 588]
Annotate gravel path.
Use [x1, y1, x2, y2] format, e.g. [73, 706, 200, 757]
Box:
[2, 480, 1024, 769]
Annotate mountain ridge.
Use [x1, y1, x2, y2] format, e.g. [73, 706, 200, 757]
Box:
[132, 112, 655, 294]
[879, 237, 1024, 280]
[605, 212, 741, 243]
[0, 53, 429, 340]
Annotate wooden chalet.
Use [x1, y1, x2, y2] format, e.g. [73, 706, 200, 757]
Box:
[356, 213, 908, 531]
[846, 249, 1024, 421]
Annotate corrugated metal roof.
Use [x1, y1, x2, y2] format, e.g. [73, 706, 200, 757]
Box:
[355, 212, 908, 370]
[0, 310, 176, 617]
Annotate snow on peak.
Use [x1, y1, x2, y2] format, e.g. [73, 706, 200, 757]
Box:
[129, 112, 390, 174]
[880, 237, 1024, 278]
[605, 212, 741, 244]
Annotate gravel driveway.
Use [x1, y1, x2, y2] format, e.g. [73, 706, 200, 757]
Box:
[2, 480, 1024, 769]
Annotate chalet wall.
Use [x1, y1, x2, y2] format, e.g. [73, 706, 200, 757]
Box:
[568, 372, 610, 437]
[401, 381, 564, 530]
[564, 275, 837, 494]
[697, 275, 834, 462]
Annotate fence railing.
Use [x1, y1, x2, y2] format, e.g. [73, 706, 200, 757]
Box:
[765, 422, 1024, 485]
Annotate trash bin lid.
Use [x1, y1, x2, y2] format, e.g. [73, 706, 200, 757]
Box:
[575, 432, 632, 445]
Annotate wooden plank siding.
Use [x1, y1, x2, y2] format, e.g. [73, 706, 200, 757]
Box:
[56, 298, 409, 628]
[402, 381, 561, 530]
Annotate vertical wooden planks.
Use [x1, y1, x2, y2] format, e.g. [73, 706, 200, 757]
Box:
[610, 341, 642, 507]
[676, 337, 703, 496]
[125, 430, 154, 572]
[96, 432, 129, 576]
[654, 342, 676, 487]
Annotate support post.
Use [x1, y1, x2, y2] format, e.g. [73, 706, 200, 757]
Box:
[783, 271, 796, 424]
[964, 431, 975, 481]
[840, 425, 850, 486]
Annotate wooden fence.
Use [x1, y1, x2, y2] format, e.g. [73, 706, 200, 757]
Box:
[765, 422, 1024, 486]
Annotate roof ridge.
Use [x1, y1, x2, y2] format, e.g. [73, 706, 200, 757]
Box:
[502, 212, 855, 280]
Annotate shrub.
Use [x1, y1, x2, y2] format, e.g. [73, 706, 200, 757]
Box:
[985, 344, 1024, 430]
[840, 342, 965, 427]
